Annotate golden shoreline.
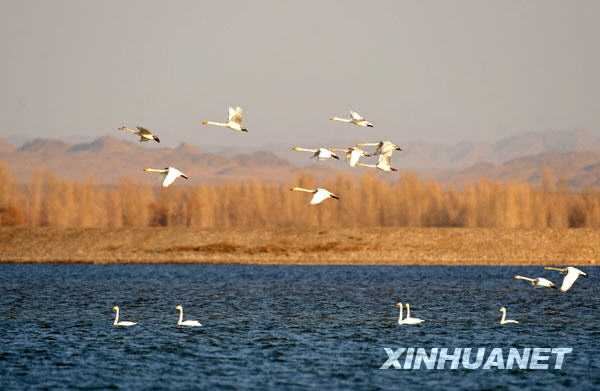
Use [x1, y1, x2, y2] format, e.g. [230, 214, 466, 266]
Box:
[1, 227, 598, 265]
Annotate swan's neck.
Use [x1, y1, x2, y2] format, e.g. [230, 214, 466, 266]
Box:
[500, 310, 506, 323]
[206, 121, 228, 127]
[398, 305, 403, 323]
[406, 304, 411, 318]
[178, 309, 184, 325]
[146, 168, 168, 174]
[114, 309, 119, 325]
[332, 117, 352, 123]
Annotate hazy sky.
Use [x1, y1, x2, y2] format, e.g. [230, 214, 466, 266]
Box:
[1, 0, 599, 148]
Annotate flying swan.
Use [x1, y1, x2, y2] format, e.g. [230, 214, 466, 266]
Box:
[202, 106, 248, 133]
[290, 187, 339, 205]
[112, 306, 137, 327]
[292, 147, 340, 160]
[330, 110, 374, 127]
[176, 305, 202, 327]
[358, 141, 402, 157]
[357, 154, 397, 172]
[396, 302, 425, 325]
[499, 306, 519, 325]
[119, 126, 160, 143]
[544, 266, 588, 292]
[513, 275, 556, 289]
[144, 167, 189, 188]
[331, 146, 371, 167]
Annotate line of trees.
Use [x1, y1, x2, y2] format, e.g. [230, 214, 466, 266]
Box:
[1, 162, 599, 228]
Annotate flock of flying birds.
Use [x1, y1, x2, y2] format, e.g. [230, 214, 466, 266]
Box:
[119, 107, 402, 204]
[114, 107, 589, 328]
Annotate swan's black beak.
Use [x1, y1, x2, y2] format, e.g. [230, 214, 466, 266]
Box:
[154, 136, 160, 143]
[241, 128, 249, 132]
[396, 147, 402, 151]
[332, 155, 340, 160]
[367, 124, 374, 127]
[331, 195, 340, 200]
[181, 175, 189, 180]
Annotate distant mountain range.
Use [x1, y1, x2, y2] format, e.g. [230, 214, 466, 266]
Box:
[1, 129, 599, 188]
[441, 151, 600, 188]
[0, 136, 298, 184]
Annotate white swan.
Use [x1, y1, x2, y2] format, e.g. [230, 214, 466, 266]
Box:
[330, 110, 373, 127]
[144, 167, 189, 188]
[331, 146, 371, 167]
[396, 302, 424, 325]
[499, 306, 519, 325]
[119, 126, 160, 143]
[544, 266, 588, 292]
[202, 106, 248, 132]
[291, 147, 339, 160]
[112, 306, 137, 327]
[290, 187, 339, 205]
[404, 303, 425, 324]
[358, 141, 402, 157]
[176, 305, 202, 327]
[357, 154, 397, 172]
[514, 275, 557, 289]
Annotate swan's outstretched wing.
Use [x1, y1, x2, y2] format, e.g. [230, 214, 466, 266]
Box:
[378, 141, 396, 155]
[310, 189, 338, 205]
[310, 190, 330, 205]
[136, 127, 153, 136]
[228, 106, 243, 124]
[560, 270, 580, 292]
[378, 153, 392, 166]
[350, 111, 364, 121]
[348, 149, 362, 167]
[162, 168, 183, 187]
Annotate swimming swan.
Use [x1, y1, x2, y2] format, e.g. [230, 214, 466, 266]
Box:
[291, 147, 340, 160]
[144, 167, 189, 187]
[176, 305, 202, 327]
[499, 306, 519, 325]
[404, 303, 425, 324]
[119, 126, 160, 143]
[330, 111, 373, 127]
[202, 106, 248, 132]
[396, 302, 425, 325]
[544, 266, 588, 292]
[290, 187, 339, 205]
[112, 306, 137, 327]
[514, 275, 556, 289]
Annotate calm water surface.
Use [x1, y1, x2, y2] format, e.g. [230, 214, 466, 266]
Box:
[0, 265, 598, 390]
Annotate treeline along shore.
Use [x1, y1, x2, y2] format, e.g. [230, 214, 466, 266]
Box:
[0, 162, 599, 264]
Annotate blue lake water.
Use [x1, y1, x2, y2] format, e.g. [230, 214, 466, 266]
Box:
[0, 264, 598, 390]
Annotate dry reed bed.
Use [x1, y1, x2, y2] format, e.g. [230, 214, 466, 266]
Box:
[1, 227, 598, 265]
[1, 162, 600, 230]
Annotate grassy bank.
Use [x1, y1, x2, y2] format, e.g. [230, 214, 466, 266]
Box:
[0, 227, 598, 265]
